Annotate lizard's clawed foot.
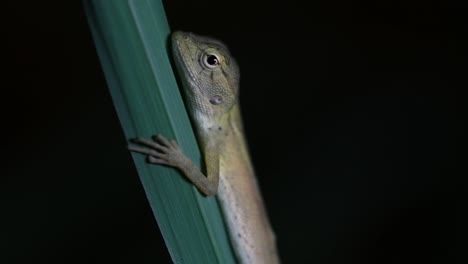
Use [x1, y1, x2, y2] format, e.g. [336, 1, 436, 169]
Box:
[128, 134, 186, 168]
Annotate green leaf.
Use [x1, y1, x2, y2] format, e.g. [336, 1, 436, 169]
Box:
[83, 1, 236, 263]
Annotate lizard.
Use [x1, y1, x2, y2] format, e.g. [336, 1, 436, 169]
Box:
[128, 31, 280, 264]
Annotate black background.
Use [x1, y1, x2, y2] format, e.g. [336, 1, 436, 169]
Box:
[2, 0, 463, 263]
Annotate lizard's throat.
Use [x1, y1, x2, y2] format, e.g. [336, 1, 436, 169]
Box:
[191, 110, 229, 139]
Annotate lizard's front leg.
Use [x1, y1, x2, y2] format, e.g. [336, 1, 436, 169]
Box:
[127, 134, 219, 196]
[128, 134, 188, 167]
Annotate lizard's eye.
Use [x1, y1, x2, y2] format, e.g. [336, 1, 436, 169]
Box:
[204, 54, 220, 68]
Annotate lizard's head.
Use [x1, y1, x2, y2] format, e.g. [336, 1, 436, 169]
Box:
[171, 31, 240, 124]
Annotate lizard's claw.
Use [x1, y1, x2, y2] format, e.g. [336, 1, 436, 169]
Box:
[128, 134, 186, 168]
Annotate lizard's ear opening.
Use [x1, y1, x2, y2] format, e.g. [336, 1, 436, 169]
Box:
[209, 95, 223, 105]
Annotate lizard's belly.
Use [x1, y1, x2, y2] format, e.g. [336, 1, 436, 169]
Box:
[217, 164, 279, 264]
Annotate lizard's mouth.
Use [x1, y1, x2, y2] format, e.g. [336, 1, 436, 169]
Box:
[171, 31, 209, 108]
[171, 31, 198, 83]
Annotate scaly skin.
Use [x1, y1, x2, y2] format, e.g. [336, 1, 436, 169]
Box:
[128, 31, 280, 264]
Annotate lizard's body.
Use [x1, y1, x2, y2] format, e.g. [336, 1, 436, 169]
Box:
[216, 105, 278, 263]
[129, 31, 279, 263]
